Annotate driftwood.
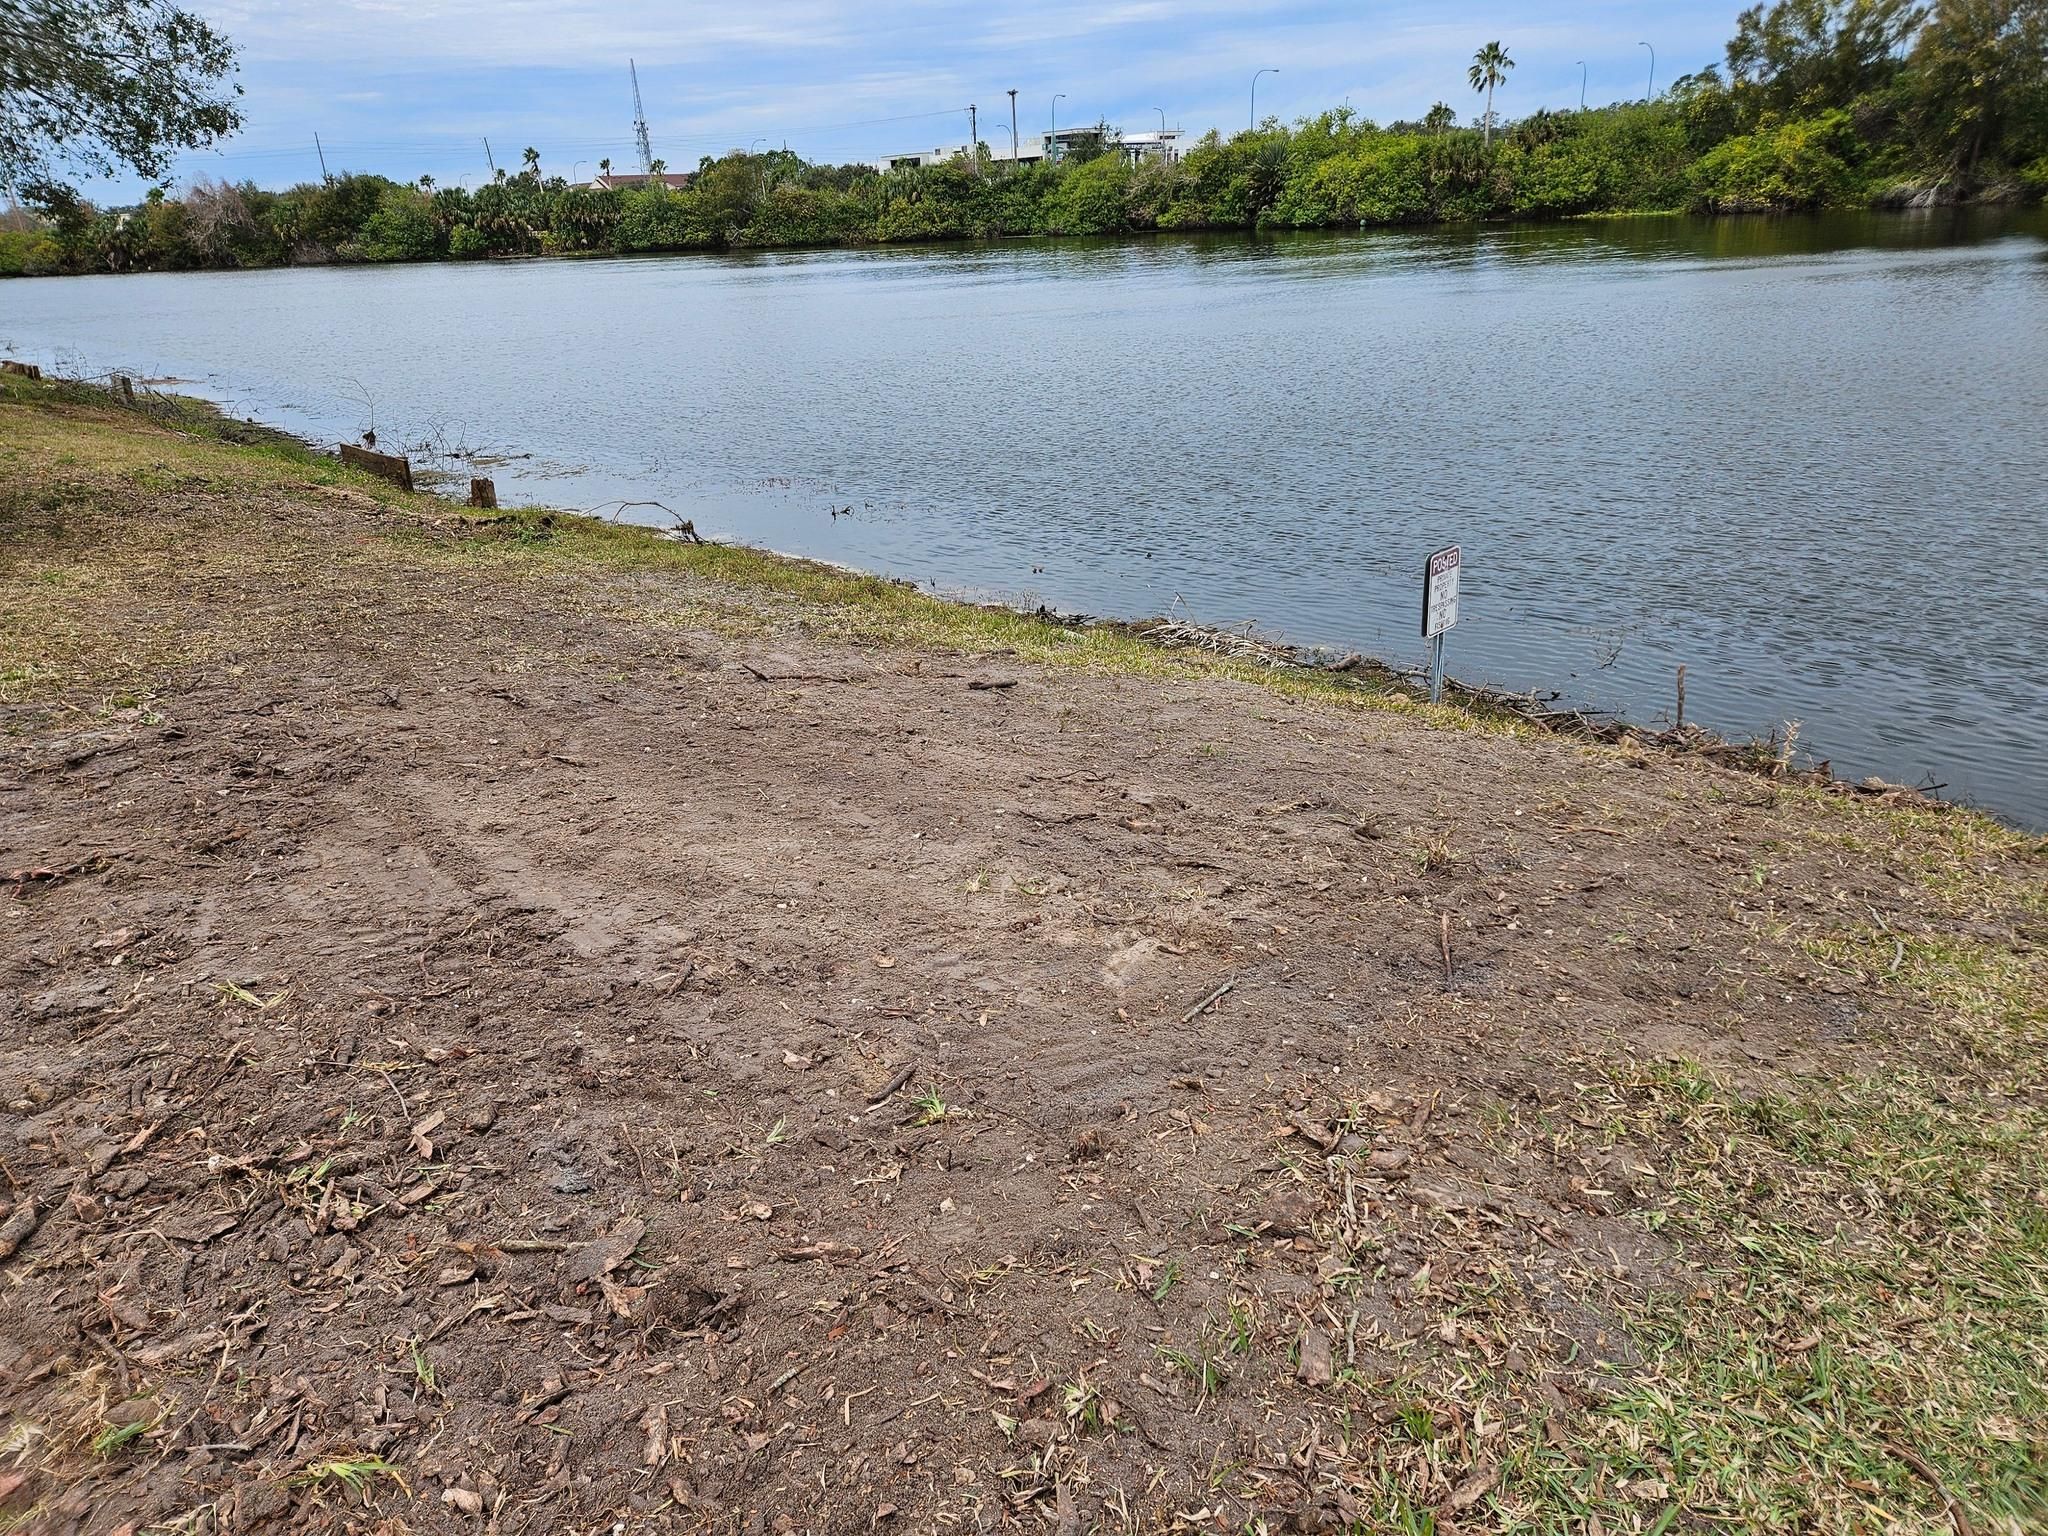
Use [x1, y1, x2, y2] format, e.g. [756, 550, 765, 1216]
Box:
[339, 443, 413, 490]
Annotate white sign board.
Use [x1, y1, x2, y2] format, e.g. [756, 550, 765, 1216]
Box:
[1422, 545, 1461, 639]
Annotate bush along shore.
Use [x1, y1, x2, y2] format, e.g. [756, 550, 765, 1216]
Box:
[4, 366, 2046, 1536]
[6, 1, 2047, 277]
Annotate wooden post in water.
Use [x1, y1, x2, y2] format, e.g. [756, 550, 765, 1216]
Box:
[339, 443, 414, 491]
[468, 477, 498, 509]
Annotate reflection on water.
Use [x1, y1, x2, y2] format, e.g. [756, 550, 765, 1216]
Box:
[6, 209, 2045, 824]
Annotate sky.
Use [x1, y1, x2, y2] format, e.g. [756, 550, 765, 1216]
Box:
[111, 0, 1739, 197]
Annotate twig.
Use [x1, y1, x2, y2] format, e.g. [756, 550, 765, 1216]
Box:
[1178, 977, 1235, 1026]
[738, 662, 852, 684]
[619, 1120, 651, 1186]
[866, 1064, 917, 1105]
[1439, 913, 1454, 988]
[1885, 1442, 1975, 1536]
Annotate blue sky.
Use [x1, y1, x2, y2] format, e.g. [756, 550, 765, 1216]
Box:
[119, 0, 1738, 196]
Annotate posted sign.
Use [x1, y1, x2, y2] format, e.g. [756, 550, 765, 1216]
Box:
[1422, 545, 1461, 639]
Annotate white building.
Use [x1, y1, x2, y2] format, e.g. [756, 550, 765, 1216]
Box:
[874, 127, 1184, 173]
[1117, 130, 1186, 165]
[873, 144, 968, 171]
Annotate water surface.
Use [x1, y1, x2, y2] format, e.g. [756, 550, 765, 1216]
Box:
[7, 211, 2045, 824]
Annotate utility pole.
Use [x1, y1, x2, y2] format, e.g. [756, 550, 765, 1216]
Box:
[482, 137, 496, 175]
[968, 104, 979, 175]
[314, 132, 330, 183]
[1008, 89, 1018, 169]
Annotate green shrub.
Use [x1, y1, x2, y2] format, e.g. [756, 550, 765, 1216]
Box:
[1272, 135, 1433, 225]
[1691, 111, 1861, 211]
[1038, 154, 1132, 235]
[355, 187, 442, 262]
[0, 228, 65, 276]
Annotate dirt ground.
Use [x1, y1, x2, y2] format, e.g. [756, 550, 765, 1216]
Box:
[3, 390, 2043, 1535]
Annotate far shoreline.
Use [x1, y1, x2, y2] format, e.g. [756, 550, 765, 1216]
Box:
[4, 202, 2042, 283]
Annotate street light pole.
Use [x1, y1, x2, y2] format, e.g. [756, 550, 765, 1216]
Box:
[1051, 93, 1066, 161]
[1008, 89, 1018, 168]
[1252, 68, 1277, 130]
[1640, 41, 1655, 100]
[572, 160, 586, 184]
[1153, 106, 1166, 133]
[1575, 62, 1586, 110]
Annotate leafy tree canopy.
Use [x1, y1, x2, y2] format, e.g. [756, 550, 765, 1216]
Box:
[1, 0, 241, 202]
[1723, 0, 1928, 113]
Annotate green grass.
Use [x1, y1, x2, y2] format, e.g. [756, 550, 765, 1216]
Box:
[1792, 786, 2048, 919]
[427, 501, 1493, 724]
[1486, 917, 2048, 1534]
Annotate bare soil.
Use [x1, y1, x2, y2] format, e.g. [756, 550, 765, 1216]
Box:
[2, 394, 2041, 1535]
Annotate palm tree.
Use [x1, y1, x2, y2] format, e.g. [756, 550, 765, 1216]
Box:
[1468, 42, 1514, 147]
[598, 157, 611, 178]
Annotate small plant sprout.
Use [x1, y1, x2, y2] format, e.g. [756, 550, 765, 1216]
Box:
[1226, 1298, 1256, 1354]
[1156, 1343, 1228, 1404]
[1060, 1377, 1105, 1433]
[290, 1455, 408, 1503]
[91, 1418, 151, 1456]
[409, 1338, 436, 1395]
[912, 1089, 965, 1126]
[1151, 1258, 1182, 1303]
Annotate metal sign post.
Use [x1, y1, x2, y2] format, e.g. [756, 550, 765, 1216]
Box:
[1421, 544, 1461, 703]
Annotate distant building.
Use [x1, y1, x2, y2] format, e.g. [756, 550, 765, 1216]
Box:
[874, 126, 1186, 173]
[1117, 130, 1186, 165]
[583, 171, 694, 191]
[872, 145, 972, 171]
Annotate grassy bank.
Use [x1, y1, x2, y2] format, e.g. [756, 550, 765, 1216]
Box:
[3, 376, 2045, 1534]
[0, 373, 1489, 730]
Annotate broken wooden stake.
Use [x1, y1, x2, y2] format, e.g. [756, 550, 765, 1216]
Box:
[1178, 976, 1235, 1026]
[1, 360, 42, 379]
[339, 442, 413, 490]
[469, 477, 497, 509]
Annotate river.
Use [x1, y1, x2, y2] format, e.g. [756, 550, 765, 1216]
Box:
[5, 211, 2045, 825]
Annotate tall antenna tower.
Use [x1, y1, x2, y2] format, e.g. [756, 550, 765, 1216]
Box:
[629, 59, 654, 175]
